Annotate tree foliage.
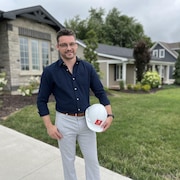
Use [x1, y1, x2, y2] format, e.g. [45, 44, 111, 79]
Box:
[83, 29, 100, 74]
[64, 7, 152, 48]
[173, 53, 180, 85]
[64, 15, 88, 40]
[133, 40, 151, 82]
[104, 8, 148, 48]
[88, 8, 106, 43]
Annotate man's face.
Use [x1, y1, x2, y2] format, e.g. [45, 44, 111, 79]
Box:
[57, 35, 78, 61]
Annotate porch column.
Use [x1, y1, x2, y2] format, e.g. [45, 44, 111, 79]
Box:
[159, 65, 163, 78]
[106, 63, 109, 88]
[122, 63, 127, 84]
[166, 65, 170, 83]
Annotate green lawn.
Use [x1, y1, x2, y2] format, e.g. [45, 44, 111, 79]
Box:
[1, 87, 180, 180]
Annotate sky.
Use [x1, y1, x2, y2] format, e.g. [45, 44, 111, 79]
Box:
[1, 0, 180, 43]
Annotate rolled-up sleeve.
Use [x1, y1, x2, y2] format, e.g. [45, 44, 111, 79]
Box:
[90, 66, 110, 106]
[37, 69, 53, 116]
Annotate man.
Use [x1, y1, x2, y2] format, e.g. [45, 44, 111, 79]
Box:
[37, 29, 114, 180]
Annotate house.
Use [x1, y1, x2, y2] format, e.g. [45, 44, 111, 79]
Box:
[150, 42, 180, 84]
[0, 5, 178, 94]
[77, 41, 178, 89]
[0, 5, 64, 94]
[77, 41, 135, 89]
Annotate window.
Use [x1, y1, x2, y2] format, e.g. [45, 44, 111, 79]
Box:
[20, 37, 29, 70]
[42, 41, 50, 69]
[159, 49, 165, 58]
[31, 40, 39, 70]
[19, 37, 50, 72]
[152, 49, 165, 58]
[115, 64, 123, 80]
[152, 50, 158, 58]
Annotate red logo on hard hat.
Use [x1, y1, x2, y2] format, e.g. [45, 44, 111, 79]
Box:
[95, 119, 103, 125]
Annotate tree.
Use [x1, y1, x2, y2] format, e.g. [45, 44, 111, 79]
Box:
[83, 30, 100, 74]
[133, 40, 151, 82]
[88, 8, 106, 43]
[102, 8, 150, 48]
[64, 7, 152, 48]
[103, 8, 121, 45]
[173, 53, 180, 85]
[64, 8, 105, 42]
[64, 15, 88, 40]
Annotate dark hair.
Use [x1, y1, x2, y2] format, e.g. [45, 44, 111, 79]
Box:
[56, 29, 76, 42]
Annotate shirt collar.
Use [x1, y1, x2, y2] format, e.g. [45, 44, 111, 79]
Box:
[58, 57, 81, 67]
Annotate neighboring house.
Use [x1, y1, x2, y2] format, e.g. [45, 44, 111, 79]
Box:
[0, 5, 64, 94]
[150, 42, 180, 84]
[77, 41, 135, 89]
[0, 5, 178, 94]
[77, 41, 178, 89]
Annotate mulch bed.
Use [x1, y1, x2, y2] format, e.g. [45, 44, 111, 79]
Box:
[0, 93, 54, 120]
[0, 88, 161, 120]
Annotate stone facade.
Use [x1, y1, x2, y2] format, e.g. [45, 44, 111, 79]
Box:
[0, 18, 59, 93]
[0, 21, 10, 90]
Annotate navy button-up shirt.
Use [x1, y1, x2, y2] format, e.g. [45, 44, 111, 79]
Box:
[37, 57, 110, 116]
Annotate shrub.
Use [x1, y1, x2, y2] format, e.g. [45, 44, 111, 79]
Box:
[119, 80, 125, 90]
[141, 84, 151, 92]
[141, 71, 161, 88]
[127, 84, 133, 90]
[18, 76, 40, 96]
[0, 72, 7, 92]
[133, 82, 141, 91]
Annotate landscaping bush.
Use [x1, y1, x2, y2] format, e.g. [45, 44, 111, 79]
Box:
[133, 82, 141, 91]
[119, 80, 125, 90]
[0, 72, 7, 92]
[127, 84, 133, 90]
[141, 84, 151, 92]
[141, 71, 161, 88]
[17, 76, 40, 96]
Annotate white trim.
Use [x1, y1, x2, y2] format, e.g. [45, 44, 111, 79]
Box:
[152, 49, 158, 58]
[97, 53, 128, 61]
[106, 63, 109, 88]
[97, 59, 126, 64]
[166, 65, 170, 82]
[150, 60, 174, 65]
[159, 49, 165, 58]
[122, 63, 127, 83]
[76, 40, 86, 48]
[151, 42, 178, 59]
[77, 40, 128, 62]
[115, 64, 123, 80]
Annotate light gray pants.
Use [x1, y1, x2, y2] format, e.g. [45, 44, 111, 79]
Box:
[55, 111, 100, 180]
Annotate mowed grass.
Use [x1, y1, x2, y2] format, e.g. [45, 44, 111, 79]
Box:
[1, 87, 180, 180]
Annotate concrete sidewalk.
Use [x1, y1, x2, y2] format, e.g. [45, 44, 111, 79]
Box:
[0, 125, 132, 180]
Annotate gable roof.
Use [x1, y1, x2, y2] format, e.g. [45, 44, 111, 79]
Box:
[167, 42, 180, 50]
[97, 43, 133, 59]
[77, 40, 133, 61]
[0, 5, 64, 31]
[78, 39, 178, 63]
[151, 41, 179, 59]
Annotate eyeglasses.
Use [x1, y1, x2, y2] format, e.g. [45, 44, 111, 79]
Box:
[58, 42, 77, 49]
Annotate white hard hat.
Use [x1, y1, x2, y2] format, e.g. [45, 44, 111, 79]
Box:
[85, 104, 107, 132]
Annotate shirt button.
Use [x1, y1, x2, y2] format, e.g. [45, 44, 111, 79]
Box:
[78, 109, 81, 111]
[77, 98, 79, 100]
[72, 77, 75, 80]
[74, 87, 77, 90]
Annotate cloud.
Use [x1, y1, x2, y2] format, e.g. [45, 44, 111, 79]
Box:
[1, 0, 180, 42]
